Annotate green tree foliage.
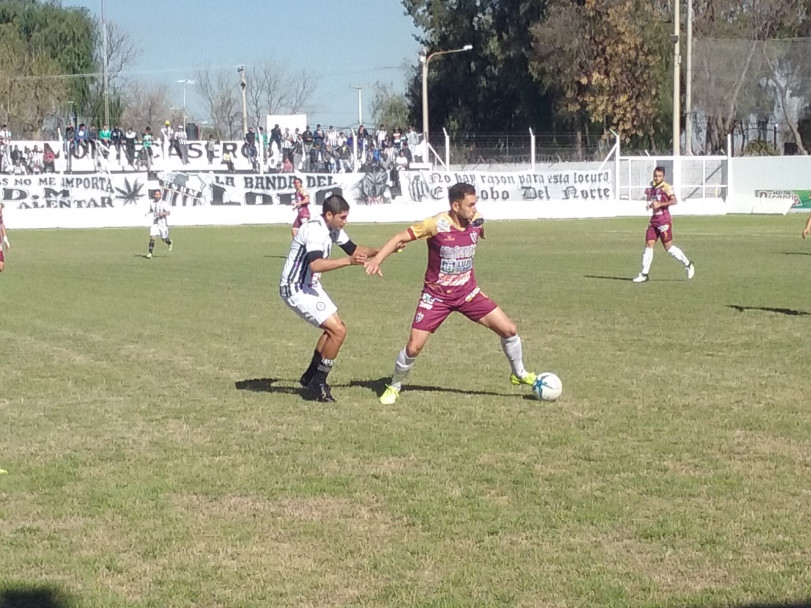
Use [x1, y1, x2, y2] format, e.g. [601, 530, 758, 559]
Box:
[0, 0, 95, 136]
[369, 82, 410, 131]
[529, 0, 671, 149]
[401, 0, 554, 139]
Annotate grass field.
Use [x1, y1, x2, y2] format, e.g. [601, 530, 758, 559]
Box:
[1, 215, 810, 608]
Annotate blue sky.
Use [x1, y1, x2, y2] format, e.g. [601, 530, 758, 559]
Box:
[63, 0, 423, 128]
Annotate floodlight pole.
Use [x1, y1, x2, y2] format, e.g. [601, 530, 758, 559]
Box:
[672, 0, 681, 157]
[421, 44, 472, 159]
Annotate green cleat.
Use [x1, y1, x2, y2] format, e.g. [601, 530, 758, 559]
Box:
[146, 252, 152, 259]
[510, 372, 537, 386]
[379, 384, 400, 405]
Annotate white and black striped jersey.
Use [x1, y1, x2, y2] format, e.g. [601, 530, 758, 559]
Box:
[279, 216, 349, 297]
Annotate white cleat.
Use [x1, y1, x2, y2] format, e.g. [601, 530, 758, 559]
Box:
[686, 262, 695, 280]
[632, 273, 649, 283]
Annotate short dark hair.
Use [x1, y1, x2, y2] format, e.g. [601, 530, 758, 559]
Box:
[654, 166, 666, 175]
[448, 182, 476, 204]
[323, 194, 350, 216]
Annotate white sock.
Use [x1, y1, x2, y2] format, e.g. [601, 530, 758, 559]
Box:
[641, 247, 654, 275]
[501, 335, 528, 378]
[390, 348, 415, 389]
[668, 245, 690, 266]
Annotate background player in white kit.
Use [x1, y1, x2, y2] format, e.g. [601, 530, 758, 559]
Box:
[279, 194, 382, 403]
[146, 189, 173, 259]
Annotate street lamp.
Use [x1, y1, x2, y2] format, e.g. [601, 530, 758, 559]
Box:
[420, 44, 472, 159]
[237, 65, 247, 135]
[350, 85, 363, 126]
[101, 0, 109, 127]
[177, 79, 195, 128]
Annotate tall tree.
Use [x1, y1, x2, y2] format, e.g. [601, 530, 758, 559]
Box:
[401, 0, 553, 141]
[245, 61, 316, 128]
[530, 0, 671, 151]
[194, 67, 241, 139]
[0, 0, 96, 136]
[369, 82, 410, 130]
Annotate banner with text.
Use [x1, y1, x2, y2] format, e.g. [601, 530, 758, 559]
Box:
[1, 167, 625, 229]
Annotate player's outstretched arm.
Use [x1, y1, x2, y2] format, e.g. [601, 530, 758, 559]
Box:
[802, 213, 811, 239]
[364, 229, 413, 277]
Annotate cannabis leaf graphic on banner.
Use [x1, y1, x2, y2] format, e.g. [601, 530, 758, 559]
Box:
[114, 178, 144, 205]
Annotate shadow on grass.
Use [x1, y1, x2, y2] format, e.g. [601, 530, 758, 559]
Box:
[585, 274, 683, 283]
[693, 601, 811, 608]
[349, 377, 520, 398]
[584, 274, 633, 282]
[728, 304, 811, 316]
[235, 377, 301, 395]
[0, 586, 73, 608]
[781, 251, 811, 256]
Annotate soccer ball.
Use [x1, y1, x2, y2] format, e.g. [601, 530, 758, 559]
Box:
[532, 372, 562, 402]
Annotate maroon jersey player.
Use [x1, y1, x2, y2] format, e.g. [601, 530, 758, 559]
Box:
[291, 176, 311, 238]
[364, 182, 537, 405]
[633, 166, 695, 283]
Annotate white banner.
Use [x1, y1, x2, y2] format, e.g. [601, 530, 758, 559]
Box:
[1, 167, 627, 229]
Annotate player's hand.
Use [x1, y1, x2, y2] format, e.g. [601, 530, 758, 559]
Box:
[349, 250, 367, 266]
[364, 258, 383, 277]
[803, 229, 809, 239]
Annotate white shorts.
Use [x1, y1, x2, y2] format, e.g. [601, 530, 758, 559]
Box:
[150, 223, 169, 240]
[282, 284, 337, 327]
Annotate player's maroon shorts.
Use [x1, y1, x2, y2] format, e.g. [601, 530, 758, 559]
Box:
[292, 208, 310, 229]
[411, 286, 498, 333]
[645, 220, 673, 244]
[0, 249, 4, 264]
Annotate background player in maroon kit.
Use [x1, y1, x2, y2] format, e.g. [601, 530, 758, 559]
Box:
[364, 182, 537, 405]
[632, 166, 695, 283]
[291, 177, 311, 238]
[0, 202, 9, 272]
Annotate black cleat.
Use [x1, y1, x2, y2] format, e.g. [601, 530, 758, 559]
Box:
[306, 378, 335, 403]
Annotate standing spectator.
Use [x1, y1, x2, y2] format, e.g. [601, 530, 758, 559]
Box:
[271, 123, 283, 151]
[123, 126, 138, 168]
[326, 125, 338, 148]
[75, 123, 88, 154]
[281, 155, 294, 173]
[205, 136, 215, 164]
[258, 126, 268, 158]
[30, 146, 44, 174]
[406, 125, 419, 150]
[0, 124, 10, 140]
[314, 124, 325, 147]
[175, 125, 189, 164]
[245, 126, 258, 169]
[43, 143, 58, 173]
[110, 124, 124, 161]
[376, 123, 387, 149]
[161, 121, 173, 160]
[301, 125, 314, 170]
[142, 127, 154, 167]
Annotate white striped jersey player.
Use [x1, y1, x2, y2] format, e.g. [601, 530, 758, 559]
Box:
[279, 215, 352, 326]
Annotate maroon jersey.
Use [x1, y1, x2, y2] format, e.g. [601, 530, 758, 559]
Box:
[645, 180, 675, 227]
[407, 211, 484, 302]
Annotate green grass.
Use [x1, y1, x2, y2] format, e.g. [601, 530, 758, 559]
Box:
[1, 216, 810, 608]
